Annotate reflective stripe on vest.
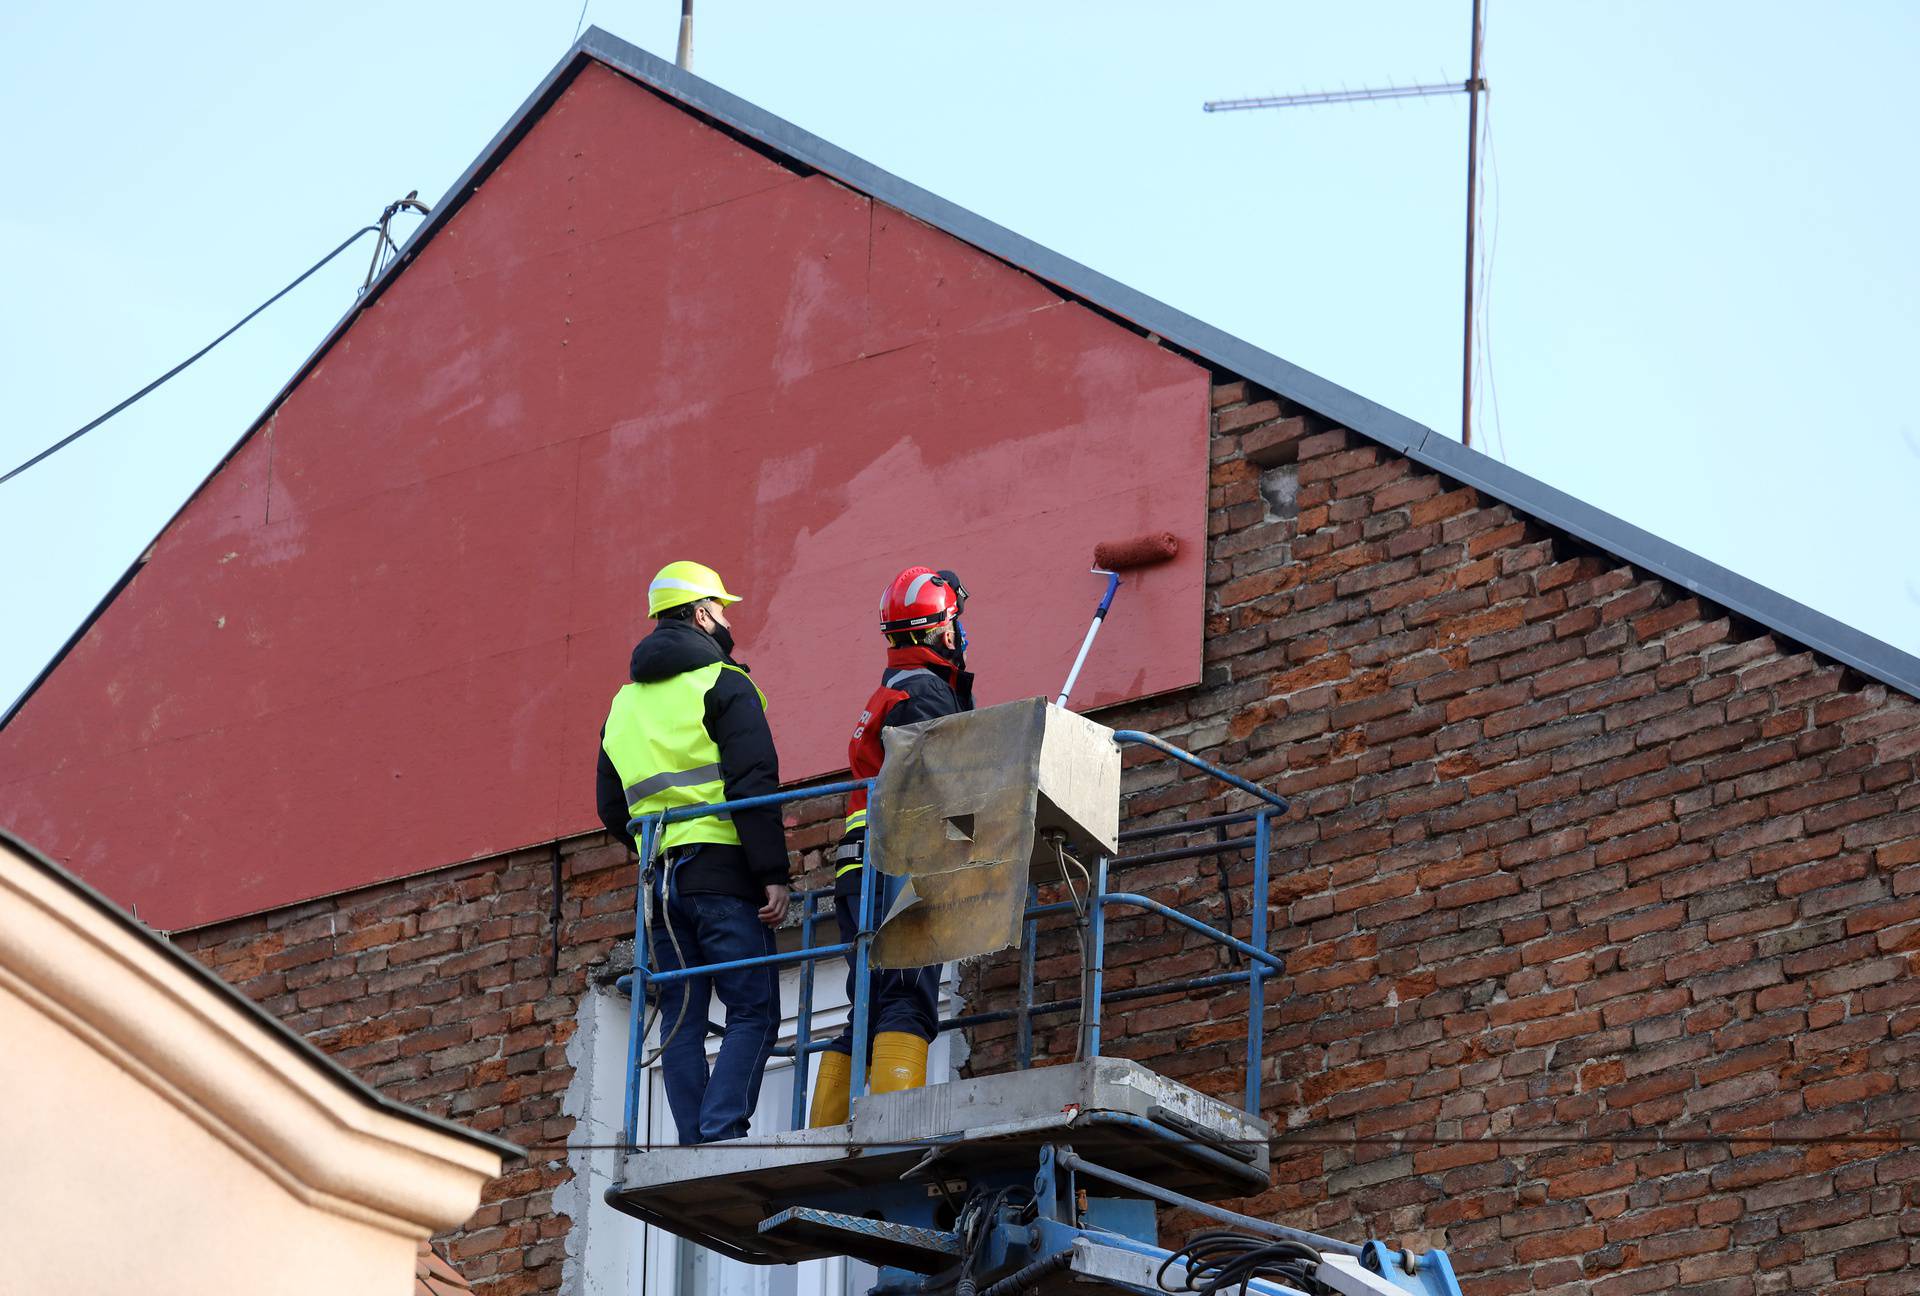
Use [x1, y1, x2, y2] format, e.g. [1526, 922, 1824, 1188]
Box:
[602, 662, 767, 855]
[832, 839, 864, 878]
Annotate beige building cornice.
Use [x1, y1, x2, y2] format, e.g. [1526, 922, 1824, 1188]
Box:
[0, 831, 517, 1239]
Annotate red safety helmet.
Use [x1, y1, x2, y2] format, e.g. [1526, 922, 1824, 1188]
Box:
[879, 566, 968, 639]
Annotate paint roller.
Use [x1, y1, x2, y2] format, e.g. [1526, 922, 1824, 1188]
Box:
[1055, 530, 1181, 709]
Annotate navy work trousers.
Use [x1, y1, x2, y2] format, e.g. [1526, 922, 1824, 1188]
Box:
[649, 869, 777, 1145]
[825, 865, 939, 1055]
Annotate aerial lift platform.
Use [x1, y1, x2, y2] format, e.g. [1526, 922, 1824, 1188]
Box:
[606, 710, 1464, 1296]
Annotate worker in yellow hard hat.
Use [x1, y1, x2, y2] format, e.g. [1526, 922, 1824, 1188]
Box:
[596, 560, 792, 1144]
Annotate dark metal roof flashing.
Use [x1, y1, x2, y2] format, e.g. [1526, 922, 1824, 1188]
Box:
[4, 26, 1915, 736]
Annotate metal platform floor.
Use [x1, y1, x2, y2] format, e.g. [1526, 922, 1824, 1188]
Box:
[605, 1058, 1273, 1267]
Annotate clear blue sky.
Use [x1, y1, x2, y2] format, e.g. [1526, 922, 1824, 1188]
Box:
[3, 1, 1916, 716]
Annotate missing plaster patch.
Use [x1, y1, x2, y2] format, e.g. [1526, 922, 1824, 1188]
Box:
[1259, 463, 1299, 522]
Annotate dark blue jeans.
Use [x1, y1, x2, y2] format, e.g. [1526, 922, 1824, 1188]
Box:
[649, 879, 777, 1145]
[825, 866, 939, 1055]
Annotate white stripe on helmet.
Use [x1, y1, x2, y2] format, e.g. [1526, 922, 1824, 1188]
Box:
[650, 575, 722, 598]
[904, 572, 941, 605]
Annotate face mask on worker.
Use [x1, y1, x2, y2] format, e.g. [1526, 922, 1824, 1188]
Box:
[929, 621, 965, 669]
[698, 603, 736, 657]
[933, 570, 969, 668]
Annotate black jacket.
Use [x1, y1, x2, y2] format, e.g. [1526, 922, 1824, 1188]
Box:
[882, 651, 974, 730]
[843, 646, 975, 852]
[596, 619, 790, 899]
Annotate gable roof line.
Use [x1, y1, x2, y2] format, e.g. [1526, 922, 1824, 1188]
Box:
[5, 28, 1914, 737]
[570, 30, 1916, 699]
[591, 27, 1912, 698]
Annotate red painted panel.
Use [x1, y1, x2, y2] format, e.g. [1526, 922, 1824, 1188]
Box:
[426, 65, 801, 287]
[0, 65, 1211, 929]
[269, 166, 871, 522]
[14, 442, 578, 763]
[151, 429, 270, 557]
[864, 208, 1063, 353]
[2, 642, 570, 921]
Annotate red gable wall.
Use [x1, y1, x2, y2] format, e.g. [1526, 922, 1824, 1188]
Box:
[0, 64, 1210, 928]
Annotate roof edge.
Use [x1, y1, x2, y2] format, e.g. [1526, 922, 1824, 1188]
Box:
[6, 26, 1913, 743]
[568, 28, 1920, 700]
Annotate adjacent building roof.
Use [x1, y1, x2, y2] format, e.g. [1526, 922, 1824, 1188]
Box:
[5, 24, 1915, 733]
[0, 824, 522, 1168]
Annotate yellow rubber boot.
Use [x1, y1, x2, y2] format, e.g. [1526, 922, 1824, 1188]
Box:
[870, 1031, 929, 1095]
[809, 1050, 852, 1127]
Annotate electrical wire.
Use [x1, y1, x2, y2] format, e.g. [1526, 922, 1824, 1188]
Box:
[0, 224, 386, 488]
[1048, 833, 1098, 1061]
[1053, 833, 1090, 923]
[524, 1129, 1917, 1155]
[922, 1186, 1032, 1296]
[640, 848, 699, 1069]
[2, 194, 430, 490]
[360, 192, 430, 294]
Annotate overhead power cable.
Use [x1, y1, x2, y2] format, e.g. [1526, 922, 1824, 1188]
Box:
[528, 1129, 1917, 1154]
[1, 197, 427, 489]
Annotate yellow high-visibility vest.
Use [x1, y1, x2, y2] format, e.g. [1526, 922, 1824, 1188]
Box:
[602, 663, 767, 855]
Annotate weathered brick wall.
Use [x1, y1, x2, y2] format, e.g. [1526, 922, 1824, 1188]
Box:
[967, 379, 1920, 1295]
[177, 375, 1920, 1296]
[173, 814, 845, 1295]
[177, 840, 618, 1294]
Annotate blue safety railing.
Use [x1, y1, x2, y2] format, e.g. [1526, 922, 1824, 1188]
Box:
[618, 732, 1289, 1145]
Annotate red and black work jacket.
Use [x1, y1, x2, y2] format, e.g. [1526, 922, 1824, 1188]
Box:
[840, 646, 974, 873]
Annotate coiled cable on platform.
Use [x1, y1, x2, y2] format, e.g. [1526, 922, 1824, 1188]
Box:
[1158, 1231, 1326, 1296]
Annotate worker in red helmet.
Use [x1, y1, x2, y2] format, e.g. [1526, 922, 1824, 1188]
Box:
[809, 566, 974, 1126]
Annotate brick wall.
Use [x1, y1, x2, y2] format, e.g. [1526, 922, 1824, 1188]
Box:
[178, 376, 1920, 1296]
[178, 840, 614, 1294]
[174, 820, 846, 1295]
[967, 380, 1920, 1295]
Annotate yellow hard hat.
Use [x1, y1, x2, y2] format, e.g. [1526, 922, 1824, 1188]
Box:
[648, 560, 742, 617]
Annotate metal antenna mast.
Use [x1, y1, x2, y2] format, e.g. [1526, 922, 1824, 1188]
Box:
[1205, 1, 1488, 446]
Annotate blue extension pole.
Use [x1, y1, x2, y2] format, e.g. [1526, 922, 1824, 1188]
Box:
[1085, 854, 1109, 1058]
[1055, 570, 1122, 709]
[791, 889, 817, 1129]
[849, 786, 879, 1100]
[1246, 809, 1271, 1116]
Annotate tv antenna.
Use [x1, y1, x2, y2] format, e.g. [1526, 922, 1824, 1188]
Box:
[1205, 0, 1489, 448]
